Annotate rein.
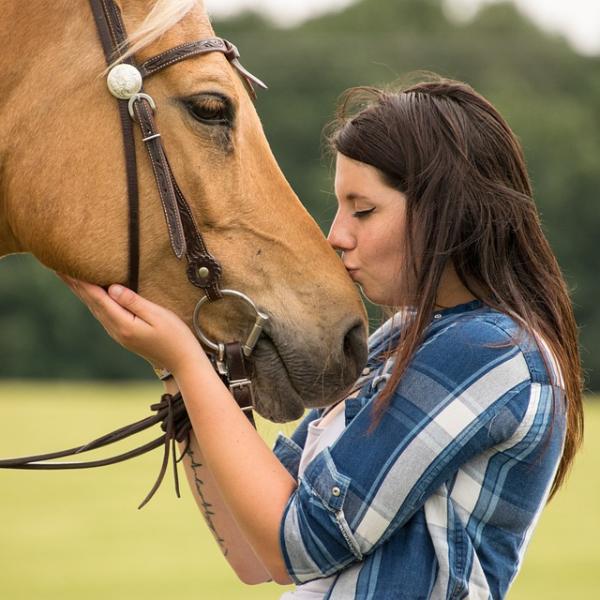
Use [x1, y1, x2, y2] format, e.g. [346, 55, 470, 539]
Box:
[0, 0, 269, 509]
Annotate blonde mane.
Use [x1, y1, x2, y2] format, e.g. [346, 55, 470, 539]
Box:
[116, 0, 198, 63]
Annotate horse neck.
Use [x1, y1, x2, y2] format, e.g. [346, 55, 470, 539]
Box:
[0, 3, 72, 255]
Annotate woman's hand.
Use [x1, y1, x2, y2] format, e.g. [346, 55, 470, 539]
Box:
[59, 276, 206, 374]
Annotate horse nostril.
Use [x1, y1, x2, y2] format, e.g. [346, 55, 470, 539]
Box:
[343, 321, 368, 375]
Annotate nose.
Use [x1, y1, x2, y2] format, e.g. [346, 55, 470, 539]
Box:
[327, 211, 355, 253]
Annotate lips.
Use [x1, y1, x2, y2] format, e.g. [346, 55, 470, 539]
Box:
[345, 266, 360, 280]
[251, 334, 307, 422]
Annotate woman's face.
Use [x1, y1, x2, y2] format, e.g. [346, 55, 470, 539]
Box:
[328, 153, 408, 306]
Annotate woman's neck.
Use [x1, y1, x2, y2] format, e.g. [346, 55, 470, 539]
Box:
[434, 264, 477, 309]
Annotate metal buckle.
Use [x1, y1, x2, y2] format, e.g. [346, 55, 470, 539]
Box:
[128, 92, 157, 120]
[229, 378, 252, 390]
[192, 289, 269, 357]
[228, 378, 255, 409]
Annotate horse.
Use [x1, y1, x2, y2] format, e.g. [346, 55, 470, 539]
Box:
[0, 0, 367, 423]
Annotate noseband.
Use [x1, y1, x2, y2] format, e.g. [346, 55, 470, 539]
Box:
[0, 0, 270, 508]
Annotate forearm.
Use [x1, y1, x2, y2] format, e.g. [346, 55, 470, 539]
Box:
[164, 379, 273, 584]
[61, 281, 294, 582]
[172, 355, 296, 585]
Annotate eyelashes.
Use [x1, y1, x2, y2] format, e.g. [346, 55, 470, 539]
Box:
[352, 207, 376, 218]
[183, 93, 233, 127]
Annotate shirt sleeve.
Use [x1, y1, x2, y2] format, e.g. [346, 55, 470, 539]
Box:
[279, 317, 535, 584]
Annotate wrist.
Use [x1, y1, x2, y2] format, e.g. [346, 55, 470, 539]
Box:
[171, 344, 212, 382]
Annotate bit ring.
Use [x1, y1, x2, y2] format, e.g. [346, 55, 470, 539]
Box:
[193, 289, 269, 357]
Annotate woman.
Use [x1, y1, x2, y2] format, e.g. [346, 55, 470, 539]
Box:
[63, 77, 583, 599]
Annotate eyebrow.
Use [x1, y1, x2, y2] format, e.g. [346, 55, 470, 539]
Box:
[345, 193, 371, 201]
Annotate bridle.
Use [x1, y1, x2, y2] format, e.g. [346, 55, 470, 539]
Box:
[0, 0, 270, 508]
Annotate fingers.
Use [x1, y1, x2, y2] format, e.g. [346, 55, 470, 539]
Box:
[107, 284, 156, 323]
[55, 272, 200, 370]
[59, 275, 148, 329]
[58, 272, 163, 326]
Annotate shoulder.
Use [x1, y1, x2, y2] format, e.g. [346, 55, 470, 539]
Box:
[392, 306, 564, 443]
[366, 305, 538, 411]
[425, 306, 521, 348]
[409, 307, 532, 387]
[417, 306, 558, 388]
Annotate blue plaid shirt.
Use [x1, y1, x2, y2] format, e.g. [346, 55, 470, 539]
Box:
[273, 300, 566, 599]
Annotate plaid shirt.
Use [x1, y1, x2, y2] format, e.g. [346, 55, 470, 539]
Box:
[273, 300, 565, 599]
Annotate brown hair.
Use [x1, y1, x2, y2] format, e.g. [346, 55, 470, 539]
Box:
[328, 76, 583, 498]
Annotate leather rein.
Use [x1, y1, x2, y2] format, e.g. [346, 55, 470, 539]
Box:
[0, 0, 269, 509]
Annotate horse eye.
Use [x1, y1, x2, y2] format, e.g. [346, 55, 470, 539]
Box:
[184, 94, 232, 126]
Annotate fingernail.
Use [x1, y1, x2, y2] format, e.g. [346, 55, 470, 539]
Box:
[109, 284, 124, 299]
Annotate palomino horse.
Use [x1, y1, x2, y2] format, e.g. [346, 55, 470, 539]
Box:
[0, 0, 367, 422]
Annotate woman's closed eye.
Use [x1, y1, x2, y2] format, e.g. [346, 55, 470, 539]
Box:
[352, 207, 376, 218]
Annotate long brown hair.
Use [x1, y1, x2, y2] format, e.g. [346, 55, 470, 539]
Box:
[328, 76, 583, 498]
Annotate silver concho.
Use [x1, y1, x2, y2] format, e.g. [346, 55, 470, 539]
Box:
[106, 64, 143, 100]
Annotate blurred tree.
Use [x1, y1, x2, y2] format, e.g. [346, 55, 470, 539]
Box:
[0, 256, 150, 379]
[1, 0, 598, 388]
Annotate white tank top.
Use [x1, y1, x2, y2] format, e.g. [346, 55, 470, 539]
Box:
[279, 402, 347, 599]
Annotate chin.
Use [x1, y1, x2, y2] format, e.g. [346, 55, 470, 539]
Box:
[359, 283, 404, 308]
[359, 285, 386, 307]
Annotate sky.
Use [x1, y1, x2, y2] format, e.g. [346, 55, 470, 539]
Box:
[204, 0, 600, 56]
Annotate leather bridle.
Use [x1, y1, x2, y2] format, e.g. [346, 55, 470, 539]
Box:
[0, 0, 270, 509]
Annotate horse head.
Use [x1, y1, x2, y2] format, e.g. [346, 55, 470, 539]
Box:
[0, 0, 367, 422]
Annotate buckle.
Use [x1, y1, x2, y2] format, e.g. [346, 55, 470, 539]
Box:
[228, 378, 254, 412]
[229, 377, 252, 390]
[228, 377, 255, 412]
[128, 92, 157, 120]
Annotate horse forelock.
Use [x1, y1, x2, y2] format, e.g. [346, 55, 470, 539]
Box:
[114, 0, 201, 66]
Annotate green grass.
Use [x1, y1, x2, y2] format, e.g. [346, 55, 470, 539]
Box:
[0, 382, 598, 599]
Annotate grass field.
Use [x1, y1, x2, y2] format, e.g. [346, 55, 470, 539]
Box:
[0, 382, 598, 599]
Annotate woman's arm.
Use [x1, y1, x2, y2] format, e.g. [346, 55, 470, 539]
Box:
[172, 356, 296, 585]
[164, 378, 273, 585]
[60, 278, 295, 585]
